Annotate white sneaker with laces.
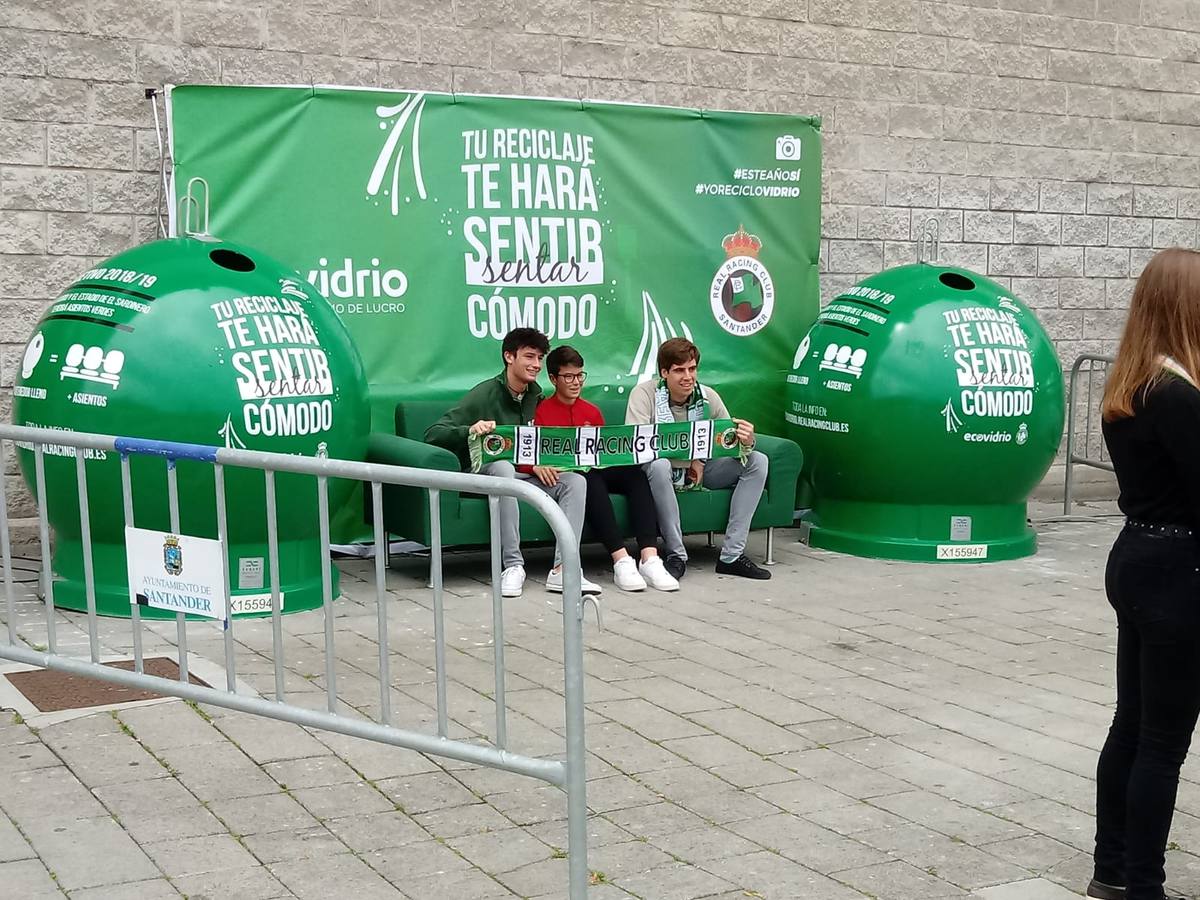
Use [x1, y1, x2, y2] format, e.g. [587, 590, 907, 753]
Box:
[613, 557, 647, 592]
[500, 565, 526, 598]
[546, 567, 603, 594]
[639, 556, 680, 592]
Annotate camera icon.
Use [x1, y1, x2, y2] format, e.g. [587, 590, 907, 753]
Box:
[775, 134, 802, 161]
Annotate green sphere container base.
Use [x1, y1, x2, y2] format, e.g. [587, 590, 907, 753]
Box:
[802, 499, 1036, 562]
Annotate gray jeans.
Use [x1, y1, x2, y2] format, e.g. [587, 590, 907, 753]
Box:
[479, 461, 586, 570]
[643, 450, 768, 562]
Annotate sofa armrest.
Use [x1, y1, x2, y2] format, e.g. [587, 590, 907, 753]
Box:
[365, 434, 462, 544]
[752, 434, 804, 528]
[366, 433, 461, 472]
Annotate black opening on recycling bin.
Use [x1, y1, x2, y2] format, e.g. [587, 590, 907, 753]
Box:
[209, 248, 256, 272]
[939, 271, 975, 291]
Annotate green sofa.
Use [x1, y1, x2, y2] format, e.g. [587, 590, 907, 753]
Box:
[366, 397, 803, 555]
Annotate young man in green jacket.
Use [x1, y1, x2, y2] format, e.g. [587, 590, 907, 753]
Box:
[424, 327, 598, 598]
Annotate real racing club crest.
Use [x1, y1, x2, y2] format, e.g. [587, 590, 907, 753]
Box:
[483, 434, 512, 456]
[710, 225, 775, 337]
[162, 534, 183, 576]
[717, 425, 740, 450]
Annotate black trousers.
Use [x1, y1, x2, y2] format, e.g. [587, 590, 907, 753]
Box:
[1094, 525, 1200, 899]
[582, 467, 657, 557]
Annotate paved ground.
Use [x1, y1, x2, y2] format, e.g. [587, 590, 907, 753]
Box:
[0, 501, 1196, 899]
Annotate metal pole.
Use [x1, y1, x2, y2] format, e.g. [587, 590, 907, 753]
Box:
[429, 488, 448, 738]
[765, 526, 775, 566]
[214, 464, 236, 693]
[1064, 357, 1081, 514]
[264, 470, 284, 703]
[120, 454, 143, 673]
[74, 449, 99, 663]
[34, 446, 56, 654]
[557, 524, 588, 899]
[371, 481, 391, 726]
[318, 474, 337, 714]
[166, 460, 188, 682]
[488, 495, 507, 749]
[0, 440, 16, 646]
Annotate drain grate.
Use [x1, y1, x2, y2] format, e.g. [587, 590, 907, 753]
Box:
[3, 657, 210, 712]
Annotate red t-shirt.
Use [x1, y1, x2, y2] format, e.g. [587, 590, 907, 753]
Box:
[517, 394, 604, 473]
[534, 394, 605, 427]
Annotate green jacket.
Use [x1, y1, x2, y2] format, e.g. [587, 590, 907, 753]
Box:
[424, 372, 543, 471]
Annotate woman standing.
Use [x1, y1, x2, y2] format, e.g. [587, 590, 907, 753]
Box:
[1090, 248, 1200, 900]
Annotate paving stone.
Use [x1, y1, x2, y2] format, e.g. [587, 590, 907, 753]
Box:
[647, 824, 762, 863]
[69, 878, 181, 899]
[0, 810, 35, 862]
[239, 825, 344, 864]
[448, 827, 556, 872]
[971, 877, 1081, 898]
[324, 811, 430, 851]
[142, 833, 259, 878]
[702, 850, 869, 899]
[208, 792, 319, 837]
[95, 777, 226, 843]
[375, 769, 482, 815]
[269, 852, 408, 899]
[115, 702, 224, 750]
[362, 837, 475, 882]
[398, 866, 517, 899]
[170, 865, 289, 899]
[839, 859, 969, 897]
[261, 755, 362, 790]
[23, 814, 159, 890]
[155, 743, 281, 802]
[290, 780, 396, 820]
[0, 858, 64, 898]
[612, 861, 737, 899]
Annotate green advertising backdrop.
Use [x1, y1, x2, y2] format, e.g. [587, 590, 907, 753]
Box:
[168, 86, 822, 443]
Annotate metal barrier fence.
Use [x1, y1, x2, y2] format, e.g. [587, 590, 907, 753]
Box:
[1063, 354, 1115, 515]
[0, 423, 589, 898]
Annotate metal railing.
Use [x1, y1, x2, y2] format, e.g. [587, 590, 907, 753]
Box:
[0, 423, 589, 897]
[1063, 354, 1115, 514]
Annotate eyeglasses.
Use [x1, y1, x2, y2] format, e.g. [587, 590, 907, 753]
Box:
[554, 371, 587, 384]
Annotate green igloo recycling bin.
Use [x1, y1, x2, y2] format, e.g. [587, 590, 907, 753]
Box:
[11, 237, 371, 617]
[786, 264, 1064, 562]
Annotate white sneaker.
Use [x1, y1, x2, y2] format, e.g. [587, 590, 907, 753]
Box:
[500, 565, 526, 598]
[613, 557, 647, 592]
[639, 556, 680, 592]
[546, 567, 603, 595]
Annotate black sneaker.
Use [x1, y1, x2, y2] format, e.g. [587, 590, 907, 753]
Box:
[1085, 879, 1124, 900]
[715, 554, 771, 580]
[664, 555, 686, 581]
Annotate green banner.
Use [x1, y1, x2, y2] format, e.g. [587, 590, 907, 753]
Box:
[470, 420, 745, 473]
[167, 86, 822, 442]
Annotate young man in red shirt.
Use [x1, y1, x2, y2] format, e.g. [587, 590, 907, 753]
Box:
[525, 346, 679, 593]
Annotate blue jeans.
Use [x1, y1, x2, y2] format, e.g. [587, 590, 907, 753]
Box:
[1094, 525, 1200, 899]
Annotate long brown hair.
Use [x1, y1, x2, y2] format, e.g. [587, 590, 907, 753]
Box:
[1102, 247, 1200, 420]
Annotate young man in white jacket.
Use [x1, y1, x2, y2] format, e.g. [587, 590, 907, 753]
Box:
[624, 337, 771, 581]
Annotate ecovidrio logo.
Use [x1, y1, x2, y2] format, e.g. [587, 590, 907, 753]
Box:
[709, 225, 775, 337]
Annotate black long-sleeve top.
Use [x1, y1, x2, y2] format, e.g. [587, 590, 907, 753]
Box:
[1103, 374, 1200, 527]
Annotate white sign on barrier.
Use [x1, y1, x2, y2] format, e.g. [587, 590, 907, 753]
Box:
[125, 526, 227, 620]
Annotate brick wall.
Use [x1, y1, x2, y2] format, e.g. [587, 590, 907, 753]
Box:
[2, 0, 1197, 502]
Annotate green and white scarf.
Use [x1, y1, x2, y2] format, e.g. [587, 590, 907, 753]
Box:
[654, 381, 707, 425]
[469, 420, 746, 473]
